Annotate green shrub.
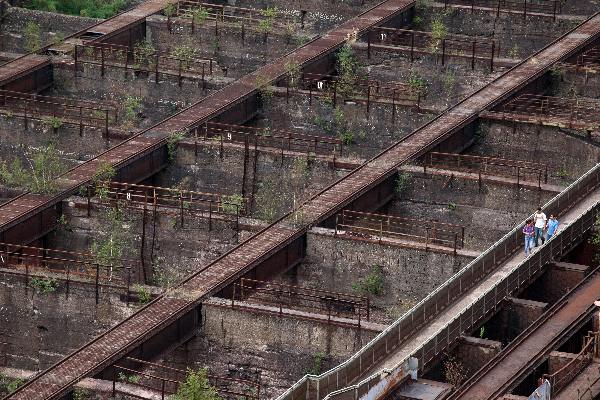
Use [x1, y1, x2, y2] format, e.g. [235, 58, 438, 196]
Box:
[25, 0, 127, 18]
[30, 277, 59, 294]
[167, 131, 185, 162]
[308, 352, 326, 375]
[221, 194, 244, 214]
[172, 368, 221, 400]
[352, 266, 384, 296]
[24, 21, 41, 52]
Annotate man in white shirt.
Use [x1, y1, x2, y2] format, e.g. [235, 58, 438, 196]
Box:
[533, 207, 547, 247]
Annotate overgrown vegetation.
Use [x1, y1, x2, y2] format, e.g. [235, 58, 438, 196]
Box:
[134, 284, 152, 304]
[30, 276, 59, 294]
[90, 161, 115, 199]
[91, 207, 130, 270]
[256, 179, 284, 223]
[172, 368, 222, 400]
[313, 106, 356, 146]
[24, 21, 41, 52]
[26, 0, 127, 18]
[395, 172, 411, 197]
[118, 372, 141, 384]
[72, 388, 89, 400]
[255, 74, 274, 106]
[221, 194, 244, 214]
[430, 18, 448, 53]
[0, 144, 65, 194]
[0, 375, 25, 394]
[352, 266, 384, 296]
[308, 352, 326, 375]
[442, 69, 456, 101]
[167, 131, 185, 162]
[133, 40, 156, 71]
[336, 41, 360, 98]
[407, 70, 428, 96]
[171, 43, 198, 70]
[41, 116, 63, 132]
[284, 60, 301, 88]
[120, 95, 143, 128]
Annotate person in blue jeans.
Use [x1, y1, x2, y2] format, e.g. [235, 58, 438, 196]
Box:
[523, 219, 535, 257]
[546, 215, 559, 240]
[533, 207, 547, 247]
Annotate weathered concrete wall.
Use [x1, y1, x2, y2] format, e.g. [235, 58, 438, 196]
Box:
[471, 120, 600, 185]
[387, 171, 555, 251]
[203, 298, 377, 358]
[483, 297, 547, 344]
[277, 230, 474, 324]
[520, 262, 589, 304]
[454, 336, 502, 375]
[0, 271, 133, 371]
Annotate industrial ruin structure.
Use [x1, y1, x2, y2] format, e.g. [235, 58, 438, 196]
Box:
[1, 0, 600, 399]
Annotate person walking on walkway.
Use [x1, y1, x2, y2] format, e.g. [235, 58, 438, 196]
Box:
[533, 207, 547, 247]
[523, 219, 535, 257]
[546, 214, 559, 241]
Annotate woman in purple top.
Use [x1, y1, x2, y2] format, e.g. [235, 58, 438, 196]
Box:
[523, 219, 535, 257]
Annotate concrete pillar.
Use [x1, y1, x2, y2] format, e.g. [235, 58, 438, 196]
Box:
[548, 351, 578, 375]
[455, 336, 502, 373]
[500, 298, 548, 342]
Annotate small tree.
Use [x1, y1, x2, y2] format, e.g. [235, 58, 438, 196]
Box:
[167, 131, 185, 162]
[430, 18, 448, 53]
[91, 161, 116, 199]
[336, 42, 359, 98]
[172, 368, 221, 400]
[91, 207, 129, 271]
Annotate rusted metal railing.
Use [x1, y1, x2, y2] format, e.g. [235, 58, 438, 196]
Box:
[231, 277, 370, 328]
[335, 209, 465, 253]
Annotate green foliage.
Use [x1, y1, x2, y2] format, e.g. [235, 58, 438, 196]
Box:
[478, 326, 486, 339]
[121, 95, 143, 127]
[163, 2, 176, 17]
[42, 116, 63, 130]
[256, 179, 282, 223]
[443, 355, 467, 387]
[91, 161, 115, 199]
[548, 65, 564, 95]
[171, 44, 198, 70]
[284, 60, 301, 88]
[336, 43, 359, 98]
[24, 21, 41, 52]
[133, 284, 152, 304]
[352, 266, 384, 296]
[0, 376, 25, 394]
[167, 131, 185, 162]
[91, 207, 128, 267]
[255, 74, 274, 103]
[73, 388, 89, 400]
[118, 372, 141, 384]
[30, 276, 59, 294]
[415, 0, 432, 10]
[339, 130, 354, 145]
[172, 368, 221, 400]
[395, 172, 411, 196]
[447, 202, 457, 211]
[261, 6, 278, 19]
[442, 69, 455, 100]
[555, 167, 568, 179]
[133, 40, 156, 70]
[308, 352, 326, 375]
[25, 0, 127, 18]
[190, 5, 209, 24]
[221, 194, 244, 214]
[508, 43, 520, 59]
[0, 145, 65, 194]
[407, 71, 428, 96]
[412, 15, 423, 27]
[430, 18, 448, 53]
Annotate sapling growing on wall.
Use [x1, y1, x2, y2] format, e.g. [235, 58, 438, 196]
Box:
[24, 21, 41, 52]
[0, 144, 65, 194]
[172, 368, 222, 400]
[91, 161, 116, 199]
[30, 277, 59, 294]
[167, 131, 185, 162]
[352, 266, 384, 296]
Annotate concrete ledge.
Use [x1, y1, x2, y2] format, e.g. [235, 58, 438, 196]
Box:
[507, 297, 548, 310]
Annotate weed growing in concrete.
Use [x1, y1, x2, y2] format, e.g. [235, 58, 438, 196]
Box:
[442, 69, 455, 101]
[167, 131, 186, 162]
[508, 43, 520, 59]
[189, 5, 209, 25]
[395, 172, 411, 197]
[24, 21, 41, 52]
[72, 387, 89, 400]
[407, 70, 428, 96]
[255, 74, 274, 106]
[442, 354, 467, 387]
[41, 116, 63, 132]
[221, 194, 244, 215]
[447, 202, 457, 211]
[91, 207, 129, 269]
[256, 179, 284, 223]
[118, 372, 141, 384]
[164, 2, 176, 17]
[308, 352, 326, 375]
[133, 284, 152, 305]
[284, 60, 301, 88]
[91, 161, 116, 199]
[352, 266, 384, 296]
[30, 277, 59, 294]
[430, 18, 448, 53]
[121, 95, 143, 128]
[172, 368, 221, 400]
[478, 326, 486, 339]
[133, 40, 156, 70]
[555, 167, 568, 179]
[336, 42, 360, 98]
[57, 214, 72, 232]
[548, 65, 565, 95]
[0, 150, 63, 194]
[171, 43, 198, 70]
[0, 376, 25, 394]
